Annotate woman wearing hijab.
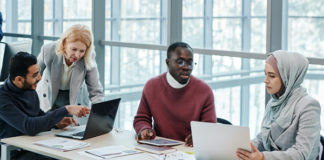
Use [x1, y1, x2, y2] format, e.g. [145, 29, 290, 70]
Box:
[36, 24, 104, 113]
[236, 51, 321, 160]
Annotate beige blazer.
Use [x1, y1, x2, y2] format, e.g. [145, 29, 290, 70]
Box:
[36, 42, 104, 112]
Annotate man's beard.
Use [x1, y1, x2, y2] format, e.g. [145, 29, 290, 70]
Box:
[22, 80, 38, 90]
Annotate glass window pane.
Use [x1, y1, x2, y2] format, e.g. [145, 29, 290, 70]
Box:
[214, 87, 241, 125]
[212, 56, 241, 74]
[251, 0, 267, 17]
[183, 0, 204, 17]
[120, 20, 160, 44]
[288, 0, 324, 16]
[213, 0, 242, 16]
[117, 100, 140, 130]
[16, 0, 31, 34]
[105, 46, 111, 87]
[44, 0, 53, 35]
[251, 18, 266, 53]
[63, 0, 91, 19]
[212, 19, 242, 51]
[105, 21, 111, 41]
[44, 0, 52, 19]
[120, 48, 160, 85]
[304, 65, 324, 135]
[63, 21, 91, 31]
[121, 0, 160, 17]
[287, 0, 324, 57]
[249, 83, 265, 138]
[182, 19, 204, 48]
[105, 0, 111, 40]
[287, 18, 324, 57]
[106, 0, 111, 18]
[18, 22, 31, 34]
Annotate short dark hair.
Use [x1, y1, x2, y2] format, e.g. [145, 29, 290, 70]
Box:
[9, 52, 37, 81]
[167, 42, 193, 59]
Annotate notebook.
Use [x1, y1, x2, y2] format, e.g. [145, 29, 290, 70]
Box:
[55, 98, 121, 140]
[191, 121, 251, 160]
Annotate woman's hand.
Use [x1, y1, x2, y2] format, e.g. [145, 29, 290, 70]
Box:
[236, 142, 264, 160]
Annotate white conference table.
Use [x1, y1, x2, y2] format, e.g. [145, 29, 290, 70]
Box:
[0, 129, 193, 160]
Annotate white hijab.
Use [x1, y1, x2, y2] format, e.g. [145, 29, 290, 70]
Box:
[261, 50, 309, 151]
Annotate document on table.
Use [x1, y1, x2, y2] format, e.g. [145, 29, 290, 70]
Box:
[148, 151, 196, 160]
[80, 145, 141, 159]
[33, 137, 90, 152]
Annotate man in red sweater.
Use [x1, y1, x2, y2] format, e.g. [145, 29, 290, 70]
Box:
[133, 42, 216, 146]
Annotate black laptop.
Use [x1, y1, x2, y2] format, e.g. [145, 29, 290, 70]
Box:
[55, 98, 121, 140]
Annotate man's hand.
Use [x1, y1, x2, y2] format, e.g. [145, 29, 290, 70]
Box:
[136, 128, 154, 141]
[236, 142, 264, 160]
[65, 105, 90, 117]
[56, 117, 78, 129]
[185, 134, 193, 147]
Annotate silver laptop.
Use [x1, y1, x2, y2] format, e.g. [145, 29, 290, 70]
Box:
[191, 121, 251, 160]
[56, 98, 121, 140]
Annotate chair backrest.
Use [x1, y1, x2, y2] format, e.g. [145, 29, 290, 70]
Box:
[217, 118, 232, 125]
[0, 42, 5, 79]
[0, 40, 32, 81]
[320, 135, 324, 160]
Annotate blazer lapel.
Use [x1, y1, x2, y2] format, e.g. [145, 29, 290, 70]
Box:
[51, 54, 63, 105]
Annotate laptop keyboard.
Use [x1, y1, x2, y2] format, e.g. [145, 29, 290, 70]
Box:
[72, 131, 85, 137]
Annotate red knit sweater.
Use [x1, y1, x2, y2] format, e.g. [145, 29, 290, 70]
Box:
[133, 73, 216, 141]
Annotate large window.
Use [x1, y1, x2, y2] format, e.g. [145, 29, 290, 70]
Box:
[44, 0, 92, 36]
[287, 0, 324, 135]
[183, 0, 266, 137]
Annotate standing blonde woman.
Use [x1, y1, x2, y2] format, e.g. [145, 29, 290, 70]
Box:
[36, 24, 104, 113]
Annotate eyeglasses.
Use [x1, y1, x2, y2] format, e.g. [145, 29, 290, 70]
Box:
[175, 58, 196, 69]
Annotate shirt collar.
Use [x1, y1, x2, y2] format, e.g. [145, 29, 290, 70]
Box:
[6, 78, 24, 93]
[63, 57, 76, 68]
[166, 72, 189, 89]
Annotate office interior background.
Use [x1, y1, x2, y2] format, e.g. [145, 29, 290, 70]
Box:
[0, 0, 323, 138]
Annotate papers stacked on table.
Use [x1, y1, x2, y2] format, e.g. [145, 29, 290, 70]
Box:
[33, 137, 90, 152]
[80, 145, 141, 159]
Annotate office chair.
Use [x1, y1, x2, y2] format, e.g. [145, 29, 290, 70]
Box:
[320, 135, 324, 160]
[217, 118, 232, 125]
[0, 40, 32, 81]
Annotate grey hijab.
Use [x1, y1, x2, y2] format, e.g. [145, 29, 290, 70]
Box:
[261, 51, 309, 151]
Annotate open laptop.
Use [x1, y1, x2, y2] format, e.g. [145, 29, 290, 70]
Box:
[56, 98, 121, 140]
[191, 121, 251, 160]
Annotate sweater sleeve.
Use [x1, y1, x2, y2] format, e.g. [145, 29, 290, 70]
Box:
[0, 100, 68, 136]
[262, 99, 321, 160]
[133, 82, 156, 137]
[200, 86, 216, 123]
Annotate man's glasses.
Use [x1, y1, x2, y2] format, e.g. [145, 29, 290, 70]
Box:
[175, 59, 196, 69]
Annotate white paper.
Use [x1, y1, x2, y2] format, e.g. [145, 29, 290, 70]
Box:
[149, 151, 196, 160]
[81, 145, 141, 159]
[33, 137, 89, 151]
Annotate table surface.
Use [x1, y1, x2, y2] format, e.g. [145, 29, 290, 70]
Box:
[1, 129, 193, 160]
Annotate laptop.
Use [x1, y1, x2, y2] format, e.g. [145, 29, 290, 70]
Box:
[191, 121, 251, 160]
[56, 98, 121, 140]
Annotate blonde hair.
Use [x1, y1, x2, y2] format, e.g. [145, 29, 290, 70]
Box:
[56, 24, 94, 70]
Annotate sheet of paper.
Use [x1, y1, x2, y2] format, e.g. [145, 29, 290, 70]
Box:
[33, 137, 89, 151]
[80, 145, 141, 159]
[148, 151, 196, 160]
